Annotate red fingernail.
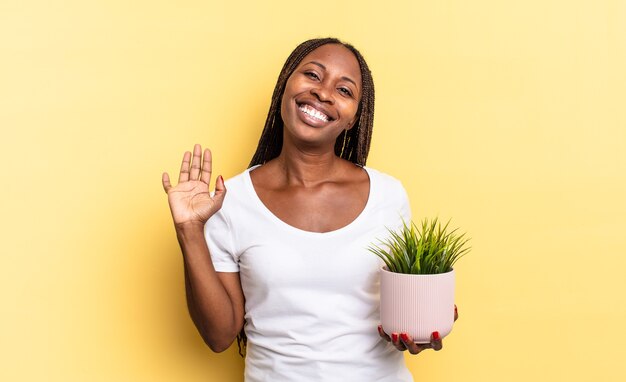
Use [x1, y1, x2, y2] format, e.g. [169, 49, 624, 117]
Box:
[377, 325, 383, 334]
[400, 333, 409, 342]
[392, 333, 399, 342]
[432, 331, 440, 340]
[455, 306, 458, 314]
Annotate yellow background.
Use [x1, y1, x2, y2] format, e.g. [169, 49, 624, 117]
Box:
[1, 0, 625, 380]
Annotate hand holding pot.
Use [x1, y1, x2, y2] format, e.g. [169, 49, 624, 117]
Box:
[377, 305, 459, 355]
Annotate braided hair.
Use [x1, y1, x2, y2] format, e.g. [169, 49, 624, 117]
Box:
[248, 37, 375, 167]
[237, 38, 375, 357]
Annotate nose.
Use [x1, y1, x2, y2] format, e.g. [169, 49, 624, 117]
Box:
[310, 81, 334, 104]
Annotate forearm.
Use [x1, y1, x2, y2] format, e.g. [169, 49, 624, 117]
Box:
[176, 223, 239, 351]
[183, 264, 204, 336]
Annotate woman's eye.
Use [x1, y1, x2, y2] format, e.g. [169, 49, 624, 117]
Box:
[305, 72, 320, 80]
[339, 88, 353, 97]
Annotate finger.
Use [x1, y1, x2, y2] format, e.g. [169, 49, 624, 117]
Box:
[212, 175, 227, 209]
[189, 144, 202, 181]
[178, 151, 192, 183]
[162, 172, 172, 193]
[377, 325, 391, 342]
[431, 331, 443, 351]
[200, 148, 212, 184]
[400, 333, 425, 355]
[391, 333, 407, 352]
[454, 305, 459, 322]
[414, 342, 433, 353]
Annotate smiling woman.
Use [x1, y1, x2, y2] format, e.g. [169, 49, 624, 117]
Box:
[280, 44, 362, 152]
[162, 38, 447, 382]
[249, 38, 375, 167]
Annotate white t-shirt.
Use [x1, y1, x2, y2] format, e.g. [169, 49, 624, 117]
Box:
[205, 165, 414, 382]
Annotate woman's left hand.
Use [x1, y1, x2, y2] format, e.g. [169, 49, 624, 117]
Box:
[377, 305, 459, 355]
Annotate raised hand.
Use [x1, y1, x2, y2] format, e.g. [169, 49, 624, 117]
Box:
[162, 144, 226, 228]
[377, 305, 459, 355]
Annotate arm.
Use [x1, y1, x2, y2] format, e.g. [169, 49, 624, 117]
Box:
[162, 144, 244, 352]
[178, 224, 244, 352]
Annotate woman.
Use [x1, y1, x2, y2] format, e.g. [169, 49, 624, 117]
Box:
[162, 38, 455, 381]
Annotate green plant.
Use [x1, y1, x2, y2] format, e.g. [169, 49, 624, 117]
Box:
[369, 217, 471, 274]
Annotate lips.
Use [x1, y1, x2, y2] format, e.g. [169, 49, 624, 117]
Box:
[298, 104, 330, 122]
[295, 100, 336, 127]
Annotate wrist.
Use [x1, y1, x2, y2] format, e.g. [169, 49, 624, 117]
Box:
[175, 220, 206, 234]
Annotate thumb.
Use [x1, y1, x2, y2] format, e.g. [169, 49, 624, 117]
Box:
[213, 175, 227, 204]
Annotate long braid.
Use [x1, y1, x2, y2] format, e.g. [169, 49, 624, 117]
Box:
[239, 38, 375, 357]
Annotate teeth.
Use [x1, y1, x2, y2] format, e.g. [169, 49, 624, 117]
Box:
[299, 104, 329, 122]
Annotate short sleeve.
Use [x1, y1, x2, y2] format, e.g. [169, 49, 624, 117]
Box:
[204, 208, 239, 272]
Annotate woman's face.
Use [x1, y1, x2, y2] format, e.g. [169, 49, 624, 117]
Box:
[280, 44, 362, 148]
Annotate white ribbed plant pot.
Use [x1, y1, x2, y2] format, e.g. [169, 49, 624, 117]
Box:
[380, 267, 455, 344]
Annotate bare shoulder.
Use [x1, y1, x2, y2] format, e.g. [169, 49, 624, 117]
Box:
[249, 159, 281, 190]
[337, 159, 369, 186]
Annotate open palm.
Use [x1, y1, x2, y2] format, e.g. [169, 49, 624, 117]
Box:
[162, 144, 226, 227]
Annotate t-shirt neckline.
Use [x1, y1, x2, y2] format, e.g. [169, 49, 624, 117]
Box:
[244, 164, 374, 237]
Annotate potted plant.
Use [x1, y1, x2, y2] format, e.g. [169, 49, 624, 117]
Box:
[368, 218, 470, 343]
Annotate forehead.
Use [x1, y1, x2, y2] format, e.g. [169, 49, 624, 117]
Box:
[298, 44, 362, 87]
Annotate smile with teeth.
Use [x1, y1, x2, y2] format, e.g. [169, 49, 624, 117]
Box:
[298, 104, 331, 122]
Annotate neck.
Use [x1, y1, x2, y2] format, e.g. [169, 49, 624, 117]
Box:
[275, 143, 343, 187]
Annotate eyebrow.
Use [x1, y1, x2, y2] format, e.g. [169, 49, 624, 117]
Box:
[306, 61, 359, 89]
